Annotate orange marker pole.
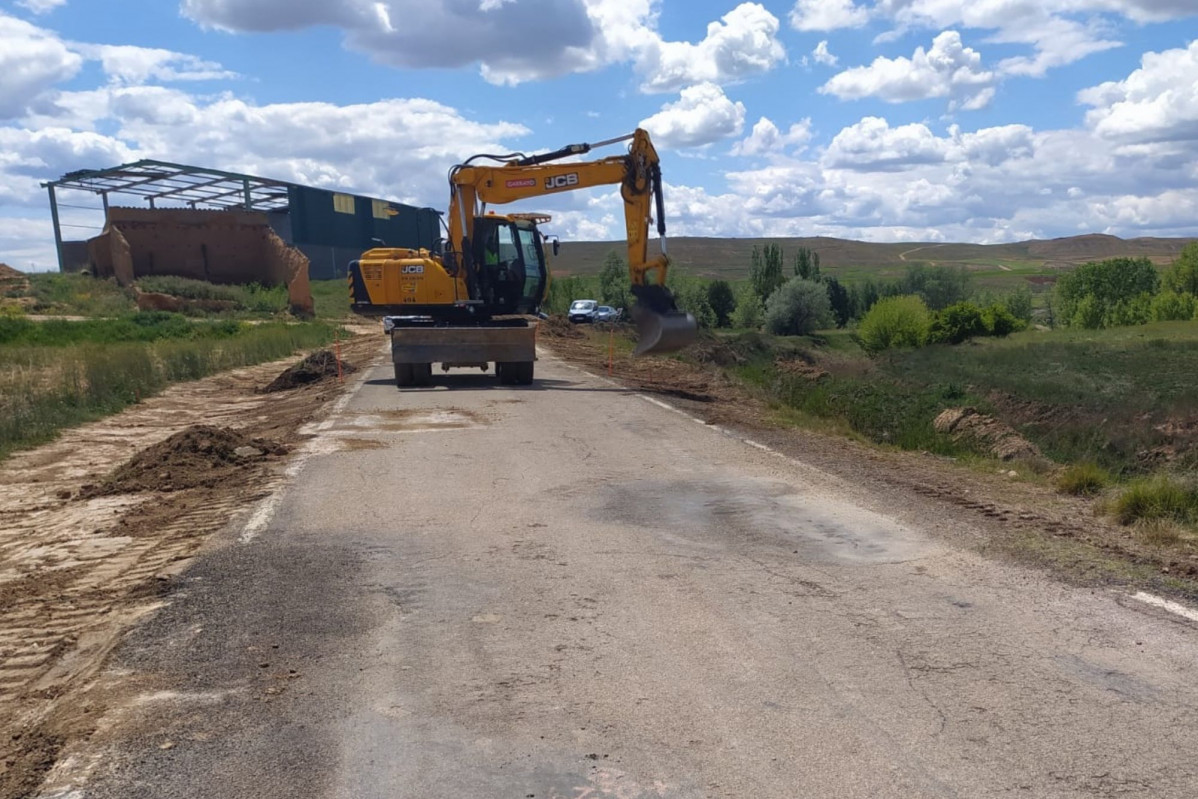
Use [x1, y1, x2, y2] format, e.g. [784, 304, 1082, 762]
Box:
[334, 329, 344, 384]
[608, 326, 614, 376]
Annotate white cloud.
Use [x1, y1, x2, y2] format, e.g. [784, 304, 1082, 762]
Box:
[181, 0, 786, 90]
[0, 13, 82, 118]
[635, 3, 785, 93]
[731, 117, 812, 156]
[878, 0, 1125, 78]
[821, 31, 996, 110]
[789, 0, 869, 32]
[823, 117, 949, 171]
[16, 0, 67, 13]
[72, 44, 237, 85]
[812, 40, 838, 67]
[640, 83, 746, 149]
[1080, 40, 1198, 145]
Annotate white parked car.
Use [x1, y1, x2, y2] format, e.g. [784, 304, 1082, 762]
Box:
[568, 299, 599, 323]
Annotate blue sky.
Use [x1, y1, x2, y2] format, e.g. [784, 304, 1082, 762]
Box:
[1, 0, 1197, 270]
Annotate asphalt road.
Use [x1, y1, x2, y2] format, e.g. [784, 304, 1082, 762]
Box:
[67, 350, 1198, 798]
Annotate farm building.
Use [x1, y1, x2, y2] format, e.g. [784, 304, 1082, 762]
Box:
[44, 161, 442, 280]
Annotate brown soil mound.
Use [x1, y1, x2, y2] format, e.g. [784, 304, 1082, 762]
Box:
[0, 262, 25, 280]
[84, 425, 287, 495]
[538, 315, 584, 339]
[934, 407, 1041, 462]
[261, 350, 357, 392]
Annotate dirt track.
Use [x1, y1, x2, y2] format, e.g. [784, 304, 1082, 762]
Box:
[0, 335, 382, 798]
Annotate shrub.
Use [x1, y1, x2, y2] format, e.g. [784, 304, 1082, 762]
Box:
[763, 278, 833, 336]
[928, 302, 987, 344]
[706, 280, 736, 328]
[1165, 242, 1198, 296]
[856, 295, 930, 354]
[1003, 286, 1034, 324]
[1102, 293, 1153, 328]
[982, 304, 1022, 337]
[1055, 462, 1110, 496]
[1111, 477, 1198, 526]
[1070, 294, 1105, 329]
[731, 283, 764, 329]
[1150, 290, 1196, 322]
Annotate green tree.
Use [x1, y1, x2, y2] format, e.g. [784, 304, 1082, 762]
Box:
[1165, 242, 1198, 295]
[666, 269, 716, 329]
[598, 251, 630, 312]
[901, 264, 972, 310]
[824, 276, 853, 328]
[731, 283, 764, 329]
[706, 279, 736, 327]
[1003, 285, 1034, 324]
[763, 278, 832, 336]
[1056, 257, 1160, 326]
[749, 243, 786, 302]
[793, 247, 821, 280]
[856, 295, 930, 354]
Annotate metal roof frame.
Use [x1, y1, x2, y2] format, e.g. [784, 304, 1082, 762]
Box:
[43, 159, 296, 212]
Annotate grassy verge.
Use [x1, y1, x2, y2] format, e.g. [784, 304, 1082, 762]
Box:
[705, 321, 1198, 475]
[0, 319, 336, 459]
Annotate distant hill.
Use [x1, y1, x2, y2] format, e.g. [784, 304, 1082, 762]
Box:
[550, 234, 1196, 281]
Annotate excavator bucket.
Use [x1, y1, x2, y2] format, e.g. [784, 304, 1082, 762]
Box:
[633, 307, 698, 356]
[631, 284, 698, 356]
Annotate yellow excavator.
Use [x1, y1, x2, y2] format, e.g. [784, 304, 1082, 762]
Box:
[348, 129, 697, 387]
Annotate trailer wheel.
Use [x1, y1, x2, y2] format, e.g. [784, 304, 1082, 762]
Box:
[394, 362, 414, 388]
[495, 362, 513, 385]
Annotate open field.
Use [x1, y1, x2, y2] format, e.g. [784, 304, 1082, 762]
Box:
[550, 233, 1196, 297]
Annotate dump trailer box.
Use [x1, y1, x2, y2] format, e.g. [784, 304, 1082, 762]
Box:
[383, 316, 537, 387]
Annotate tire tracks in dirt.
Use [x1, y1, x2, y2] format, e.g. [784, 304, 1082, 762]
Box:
[0, 334, 382, 799]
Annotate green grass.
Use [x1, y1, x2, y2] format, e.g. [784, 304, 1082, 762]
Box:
[0, 321, 337, 460]
[1055, 462, 1112, 496]
[1111, 477, 1198, 526]
[0, 311, 241, 347]
[701, 320, 1198, 475]
[137, 275, 290, 314]
[310, 278, 352, 319]
[19, 273, 135, 316]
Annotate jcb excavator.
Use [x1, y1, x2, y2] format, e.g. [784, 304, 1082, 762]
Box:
[348, 129, 697, 387]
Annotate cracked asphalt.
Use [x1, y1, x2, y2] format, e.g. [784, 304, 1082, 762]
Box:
[58, 350, 1198, 798]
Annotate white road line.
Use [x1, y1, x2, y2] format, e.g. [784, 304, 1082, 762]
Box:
[551, 350, 1198, 627]
[240, 364, 372, 544]
[1131, 592, 1198, 623]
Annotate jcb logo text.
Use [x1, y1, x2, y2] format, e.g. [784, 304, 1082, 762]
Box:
[545, 173, 579, 190]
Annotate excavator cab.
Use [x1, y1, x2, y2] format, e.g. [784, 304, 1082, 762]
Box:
[471, 214, 549, 316]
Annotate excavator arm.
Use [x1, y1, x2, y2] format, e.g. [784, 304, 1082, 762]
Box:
[446, 129, 697, 355]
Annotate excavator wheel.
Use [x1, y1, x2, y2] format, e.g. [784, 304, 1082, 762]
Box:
[411, 362, 433, 387]
[394, 362, 413, 388]
[496, 361, 534, 386]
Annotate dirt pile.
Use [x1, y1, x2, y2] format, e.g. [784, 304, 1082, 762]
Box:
[688, 336, 744, 367]
[0, 262, 30, 300]
[0, 262, 24, 280]
[934, 408, 1041, 462]
[261, 350, 357, 393]
[134, 290, 237, 314]
[84, 425, 287, 495]
[538, 315, 584, 339]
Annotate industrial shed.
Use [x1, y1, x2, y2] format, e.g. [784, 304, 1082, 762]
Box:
[44, 161, 442, 280]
